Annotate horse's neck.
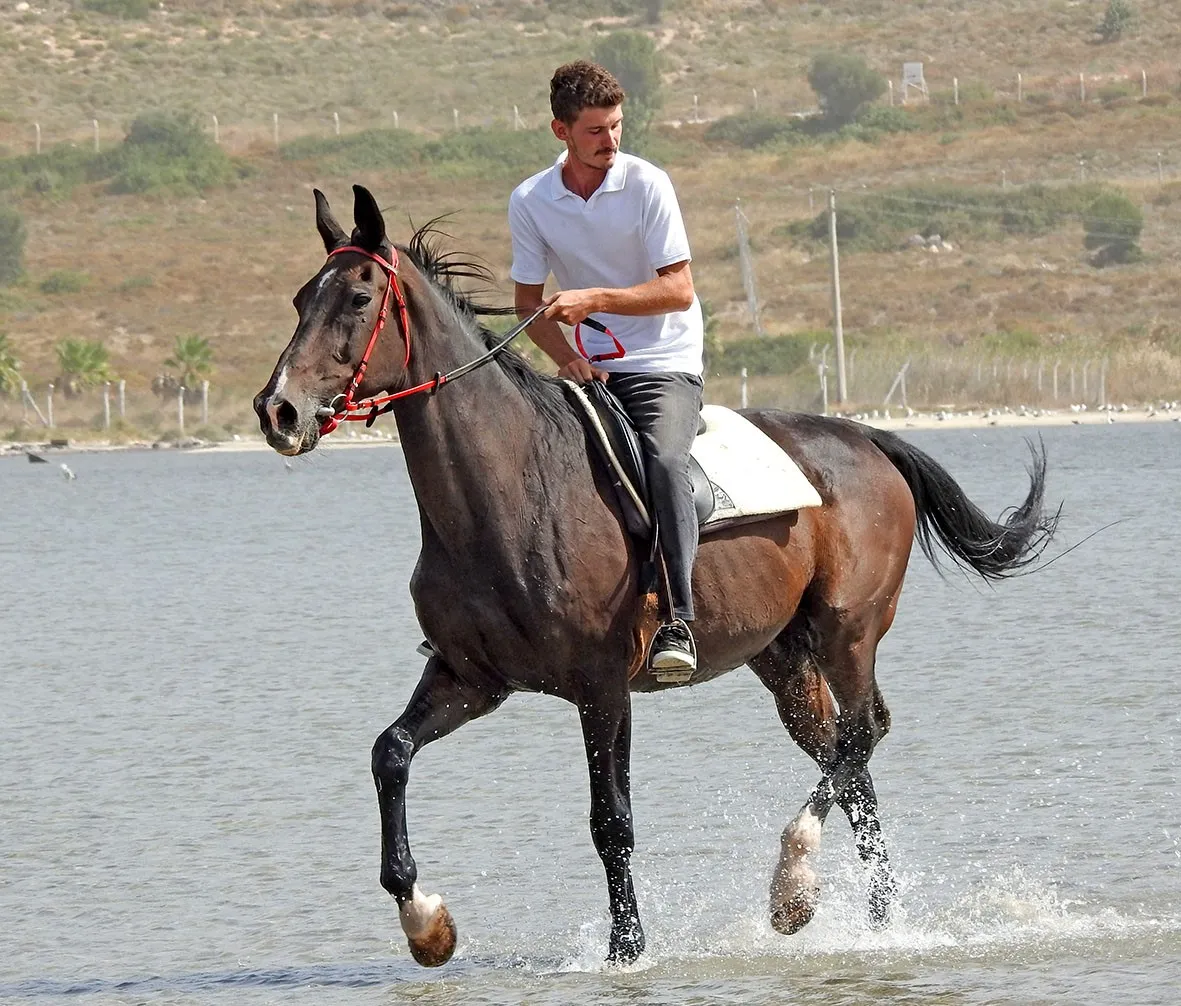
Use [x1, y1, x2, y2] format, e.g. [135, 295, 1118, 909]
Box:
[392, 303, 574, 564]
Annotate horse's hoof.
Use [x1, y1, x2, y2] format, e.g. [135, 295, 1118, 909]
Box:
[606, 921, 645, 965]
[406, 902, 457, 967]
[770, 888, 819, 935]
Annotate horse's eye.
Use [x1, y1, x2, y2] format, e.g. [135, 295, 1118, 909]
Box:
[352, 292, 372, 309]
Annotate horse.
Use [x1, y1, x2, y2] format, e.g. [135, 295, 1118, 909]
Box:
[254, 185, 1058, 968]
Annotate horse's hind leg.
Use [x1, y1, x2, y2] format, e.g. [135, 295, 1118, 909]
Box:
[750, 623, 895, 934]
[371, 656, 508, 966]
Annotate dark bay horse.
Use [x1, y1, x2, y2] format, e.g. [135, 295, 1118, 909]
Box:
[255, 186, 1057, 967]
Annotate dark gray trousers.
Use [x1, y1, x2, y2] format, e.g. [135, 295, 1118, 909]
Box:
[606, 371, 704, 622]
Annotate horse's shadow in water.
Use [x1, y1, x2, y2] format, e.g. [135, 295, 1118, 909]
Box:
[254, 185, 1060, 969]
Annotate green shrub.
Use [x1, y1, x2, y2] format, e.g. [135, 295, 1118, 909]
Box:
[705, 113, 801, 149]
[1097, 0, 1136, 41]
[593, 30, 663, 144]
[0, 332, 21, 395]
[839, 104, 923, 142]
[39, 270, 89, 294]
[807, 51, 886, 126]
[0, 206, 25, 285]
[783, 182, 1121, 252]
[108, 111, 238, 194]
[713, 333, 815, 376]
[1084, 190, 1143, 265]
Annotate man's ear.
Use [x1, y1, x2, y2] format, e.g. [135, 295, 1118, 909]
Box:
[314, 189, 348, 254]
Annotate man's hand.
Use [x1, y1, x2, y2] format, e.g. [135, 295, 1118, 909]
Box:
[544, 288, 601, 326]
[557, 357, 609, 384]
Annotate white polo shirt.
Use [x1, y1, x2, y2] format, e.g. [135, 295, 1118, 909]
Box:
[509, 151, 704, 376]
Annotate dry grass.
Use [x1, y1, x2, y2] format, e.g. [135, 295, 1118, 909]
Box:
[5, 0, 1181, 430]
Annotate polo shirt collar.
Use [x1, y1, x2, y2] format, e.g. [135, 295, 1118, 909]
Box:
[550, 151, 628, 200]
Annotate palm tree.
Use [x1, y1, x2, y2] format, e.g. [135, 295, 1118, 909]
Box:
[163, 335, 214, 399]
[54, 338, 112, 397]
[0, 333, 22, 396]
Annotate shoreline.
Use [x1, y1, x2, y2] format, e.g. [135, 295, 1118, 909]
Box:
[2, 406, 1176, 459]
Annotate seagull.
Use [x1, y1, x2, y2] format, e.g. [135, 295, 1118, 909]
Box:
[60, 463, 76, 480]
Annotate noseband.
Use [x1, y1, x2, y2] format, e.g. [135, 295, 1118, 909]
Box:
[315, 244, 547, 437]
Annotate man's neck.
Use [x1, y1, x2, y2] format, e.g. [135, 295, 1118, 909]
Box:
[561, 151, 609, 201]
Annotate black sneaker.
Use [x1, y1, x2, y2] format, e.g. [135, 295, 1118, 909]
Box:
[649, 619, 697, 674]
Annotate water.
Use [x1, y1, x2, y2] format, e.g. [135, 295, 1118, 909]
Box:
[2, 424, 1179, 1004]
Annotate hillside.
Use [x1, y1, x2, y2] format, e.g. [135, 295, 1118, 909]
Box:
[3, 0, 1181, 437]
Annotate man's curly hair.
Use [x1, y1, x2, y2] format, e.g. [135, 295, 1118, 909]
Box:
[550, 61, 626, 124]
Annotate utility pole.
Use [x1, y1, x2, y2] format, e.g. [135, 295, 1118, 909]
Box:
[827, 189, 848, 404]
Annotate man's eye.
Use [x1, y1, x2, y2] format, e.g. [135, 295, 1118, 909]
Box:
[352, 292, 372, 309]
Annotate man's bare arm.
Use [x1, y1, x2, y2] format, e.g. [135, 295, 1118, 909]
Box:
[515, 282, 607, 383]
[543, 260, 695, 327]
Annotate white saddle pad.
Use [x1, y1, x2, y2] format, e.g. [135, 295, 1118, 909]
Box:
[694, 405, 822, 527]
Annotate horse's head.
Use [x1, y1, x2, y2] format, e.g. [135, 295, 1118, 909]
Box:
[254, 185, 412, 455]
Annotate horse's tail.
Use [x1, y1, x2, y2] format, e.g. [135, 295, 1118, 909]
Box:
[863, 427, 1059, 580]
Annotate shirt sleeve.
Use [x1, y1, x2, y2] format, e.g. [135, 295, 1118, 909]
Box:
[508, 190, 551, 285]
[642, 170, 692, 272]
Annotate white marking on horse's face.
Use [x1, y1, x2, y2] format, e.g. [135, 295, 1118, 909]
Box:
[313, 266, 338, 299]
[399, 883, 443, 939]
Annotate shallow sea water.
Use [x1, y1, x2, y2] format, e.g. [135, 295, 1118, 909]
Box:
[2, 422, 1179, 1004]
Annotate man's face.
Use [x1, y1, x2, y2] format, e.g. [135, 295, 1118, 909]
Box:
[553, 104, 623, 171]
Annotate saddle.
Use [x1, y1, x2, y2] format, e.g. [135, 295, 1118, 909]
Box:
[563, 380, 712, 536]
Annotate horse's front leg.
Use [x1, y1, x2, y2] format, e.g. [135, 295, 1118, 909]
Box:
[577, 687, 644, 965]
[372, 656, 508, 967]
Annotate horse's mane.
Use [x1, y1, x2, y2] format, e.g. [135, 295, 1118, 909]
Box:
[400, 220, 575, 433]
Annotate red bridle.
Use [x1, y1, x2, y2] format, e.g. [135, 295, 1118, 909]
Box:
[314, 244, 612, 437]
[317, 244, 432, 436]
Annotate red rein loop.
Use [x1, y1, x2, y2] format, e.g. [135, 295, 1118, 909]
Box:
[574, 318, 627, 364]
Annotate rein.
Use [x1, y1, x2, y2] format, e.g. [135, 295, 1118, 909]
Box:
[315, 245, 545, 436]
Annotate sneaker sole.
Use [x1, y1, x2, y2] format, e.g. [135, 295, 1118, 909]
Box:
[650, 650, 696, 671]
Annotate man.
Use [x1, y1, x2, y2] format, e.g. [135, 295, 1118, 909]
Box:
[508, 60, 705, 674]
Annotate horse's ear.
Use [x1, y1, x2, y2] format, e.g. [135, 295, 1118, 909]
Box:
[314, 189, 348, 254]
[351, 184, 387, 252]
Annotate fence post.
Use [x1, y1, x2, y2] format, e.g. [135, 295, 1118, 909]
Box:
[118, 379, 126, 418]
[178, 385, 185, 436]
[1079, 72, 1085, 102]
[1002, 169, 1007, 190]
[201, 380, 209, 425]
[453, 108, 460, 130]
[818, 355, 829, 416]
[103, 382, 111, 430]
[1099, 358, 1107, 409]
[47, 383, 54, 429]
[1070, 365, 1076, 399]
[1142, 69, 1147, 98]
[1053, 360, 1059, 401]
[92, 119, 99, 153]
[1082, 360, 1089, 398]
[393, 110, 399, 130]
[272, 112, 280, 147]
[752, 87, 758, 111]
[827, 189, 847, 404]
[953, 77, 958, 106]
[889, 80, 895, 106]
[333, 111, 340, 136]
[740, 367, 748, 409]
[211, 113, 219, 145]
[691, 94, 699, 123]
[1017, 72, 1023, 103]
[34, 122, 41, 155]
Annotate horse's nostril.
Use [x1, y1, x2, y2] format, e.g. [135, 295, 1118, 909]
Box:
[276, 399, 299, 431]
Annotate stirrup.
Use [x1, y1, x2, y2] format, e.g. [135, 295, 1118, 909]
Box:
[649, 620, 697, 684]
